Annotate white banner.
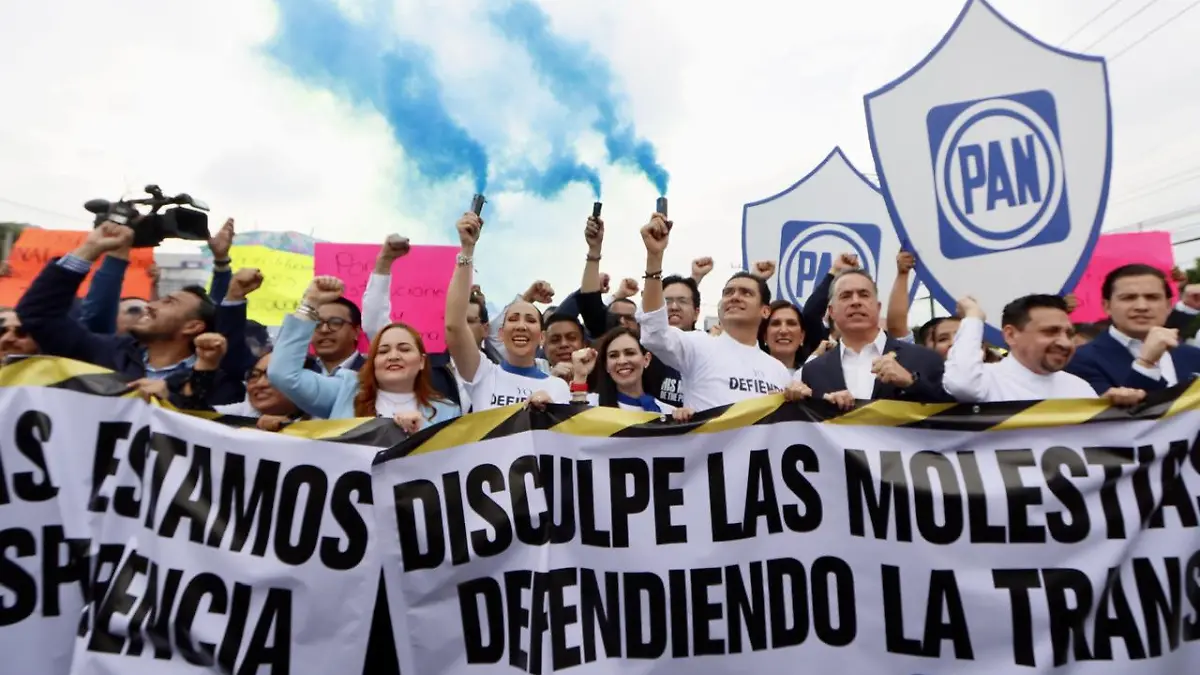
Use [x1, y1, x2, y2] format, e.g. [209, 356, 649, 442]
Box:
[0, 358, 403, 675]
[373, 392, 1200, 674]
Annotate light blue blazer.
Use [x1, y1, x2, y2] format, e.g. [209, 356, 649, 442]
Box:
[267, 314, 461, 424]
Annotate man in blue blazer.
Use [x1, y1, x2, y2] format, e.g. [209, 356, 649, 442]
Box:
[801, 269, 952, 408]
[1067, 263, 1200, 401]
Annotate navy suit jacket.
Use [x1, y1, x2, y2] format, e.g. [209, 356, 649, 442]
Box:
[1065, 330, 1200, 394]
[801, 336, 954, 403]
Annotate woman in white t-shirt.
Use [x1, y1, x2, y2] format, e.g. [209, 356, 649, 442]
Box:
[444, 213, 570, 412]
[567, 327, 693, 421]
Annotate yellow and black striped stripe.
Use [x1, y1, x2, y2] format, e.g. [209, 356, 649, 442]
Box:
[380, 375, 1200, 463]
[5, 356, 1198, 459]
[0, 356, 405, 448]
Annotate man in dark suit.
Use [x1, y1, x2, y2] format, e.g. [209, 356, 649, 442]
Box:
[801, 269, 952, 409]
[1067, 263, 1200, 403]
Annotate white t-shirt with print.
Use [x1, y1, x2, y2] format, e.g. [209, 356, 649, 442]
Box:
[637, 306, 791, 411]
[461, 356, 571, 412]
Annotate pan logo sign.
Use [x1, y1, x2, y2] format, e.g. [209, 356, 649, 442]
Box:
[779, 221, 881, 303]
[927, 89, 1069, 259]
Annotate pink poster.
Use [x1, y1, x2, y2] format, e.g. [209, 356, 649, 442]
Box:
[1069, 231, 1178, 323]
[313, 243, 458, 352]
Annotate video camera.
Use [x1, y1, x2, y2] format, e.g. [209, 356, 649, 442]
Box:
[84, 185, 212, 248]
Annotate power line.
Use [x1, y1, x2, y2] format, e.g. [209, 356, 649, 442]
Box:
[1060, 0, 1129, 47]
[0, 196, 85, 223]
[1110, 0, 1200, 60]
[1079, 0, 1165, 51]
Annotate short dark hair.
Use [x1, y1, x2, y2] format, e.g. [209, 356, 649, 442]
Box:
[468, 295, 489, 324]
[1001, 294, 1069, 330]
[1074, 321, 1106, 341]
[917, 316, 959, 346]
[1102, 264, 1173, 301]
[328, 297, 363, 326]
[725, 271, 771, 305]
[608, 297, 636, 311]
[543, 312, 584, 335]
[830, 268, 877, 298]
[179, 285, 216, 333]
[662, 275, 701, 310]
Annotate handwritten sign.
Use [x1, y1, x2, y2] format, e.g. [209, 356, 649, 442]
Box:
[1069, 231, 1178, 323]
[0, 229, 154, 307]
[314, 243, 458, 352]
[226, 245, 314, 326]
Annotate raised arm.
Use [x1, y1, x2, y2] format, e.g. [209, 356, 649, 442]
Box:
[207, 218, 236, 303]
[886, 251, 915, 340]
[942, 298, 987, 402]
[362, 235, 410, 340]
[444, 213, 484, 382]
[637, 212, 698, 373]
[79, 252, 129, 334]
[266, 277, 352, 419]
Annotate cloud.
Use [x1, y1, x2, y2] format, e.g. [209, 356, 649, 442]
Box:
[491, 0, 670, 195]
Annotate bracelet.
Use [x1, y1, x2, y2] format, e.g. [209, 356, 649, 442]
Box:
[586, 254, 601, 262]
[456, 253, 473, 267]
[213, 257, 231, 266]
[569, 381, 589, 393]
[643, 270, 663, 280]
[296, 303, 319, 320]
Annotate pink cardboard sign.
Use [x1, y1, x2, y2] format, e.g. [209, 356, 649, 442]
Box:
[313, 243, 458, 353]
[1069, 231, 1178, 323]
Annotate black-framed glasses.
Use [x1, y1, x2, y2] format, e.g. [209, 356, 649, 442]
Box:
[246, 368, 268, 383]
[315, 318, 353, 331]
[1, 324, 27, 339]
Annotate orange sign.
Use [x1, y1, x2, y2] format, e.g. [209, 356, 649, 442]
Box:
[0, 229, 155, 307]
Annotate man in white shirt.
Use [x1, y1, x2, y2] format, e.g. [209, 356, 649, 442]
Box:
[636, 212, 808, 411]
[944, 295, 1096, 402]
[801, 270, 951, 409]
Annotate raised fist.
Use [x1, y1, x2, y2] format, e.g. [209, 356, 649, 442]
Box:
[599, 273, 611, 294]
[832, 253, 859, 274]
[585, 217, 604, 250]
[193, 333, 228, 371]
[640, 214, 670, 255]
[752, 260, 776, 281]
[523, 281, 555, 304]
[457, 213, 482, 248]
[305, 276, 345, 306]
[615, 277, 640, 300]
[692, 257, 714, 279]
[955, 296, 984, 320]
[570, 347, 597, 379]
[228, 268, 264, 301]
[380, 234, 411, 260]
[896, 251, 916, 274]
[209, 218, 235, 259]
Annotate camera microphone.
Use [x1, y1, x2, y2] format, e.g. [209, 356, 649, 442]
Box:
[471, 194, 486, 216]
[592, 202, 602, 218]
[84, 199, 111, 215]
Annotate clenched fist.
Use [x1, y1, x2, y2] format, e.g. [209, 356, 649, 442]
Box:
[380, 234, 411, 260]
[571, 347, 597, 382]
[640, 214, 670, 255]
[457, 213, 483, 249]
[194, 333, 228, 371]
[896, 251, 916, 274]
[79, 222, 135, 260]
[523, 281, 555, 304]
[832, 253, 859, 274]
[227, 268, 264, 302]
[304, 276, 345, 307]
[752, 260, 776, 281]
[585, 216, 604, 251]
[692, 257, 714, 280]
[614, 278, 640, 300]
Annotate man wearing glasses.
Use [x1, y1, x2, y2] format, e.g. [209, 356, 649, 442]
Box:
[311, 297, 366, 375]
[0, 309, 38, 364]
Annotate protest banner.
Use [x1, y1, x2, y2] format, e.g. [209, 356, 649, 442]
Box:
[1070, 231, 1178, 323]
[227, 245, 315, 325]
[374, 387, 1200, 674]
[0, 357, 405, 675]
[314, 243, 458, 352]
[0, 229, 155, 306]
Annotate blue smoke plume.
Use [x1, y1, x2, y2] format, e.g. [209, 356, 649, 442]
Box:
[500, 153, 602, 199]
[266, 0, 489, 192]
[492, 0, 671, 195]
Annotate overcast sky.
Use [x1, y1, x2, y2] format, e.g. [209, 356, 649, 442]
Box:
[0, 0, 1196, 318]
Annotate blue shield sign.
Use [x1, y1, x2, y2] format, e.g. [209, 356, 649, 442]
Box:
[742, 148, 916, 310]
[864, 0, 1111, 344]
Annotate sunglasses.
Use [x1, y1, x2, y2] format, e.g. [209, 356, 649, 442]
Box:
[1, 324, 27, 339]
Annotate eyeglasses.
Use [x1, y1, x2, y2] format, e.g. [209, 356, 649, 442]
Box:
[1, 325, 27, 339]
[246, 369, 267, 383]
[315, 318, 354, 331]
[664, 297, 691, 308]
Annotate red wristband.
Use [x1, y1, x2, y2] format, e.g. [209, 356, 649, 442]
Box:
[570, 382, 589, 393]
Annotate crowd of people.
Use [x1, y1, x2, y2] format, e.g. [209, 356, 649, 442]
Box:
[2, 208, 1199, 434]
